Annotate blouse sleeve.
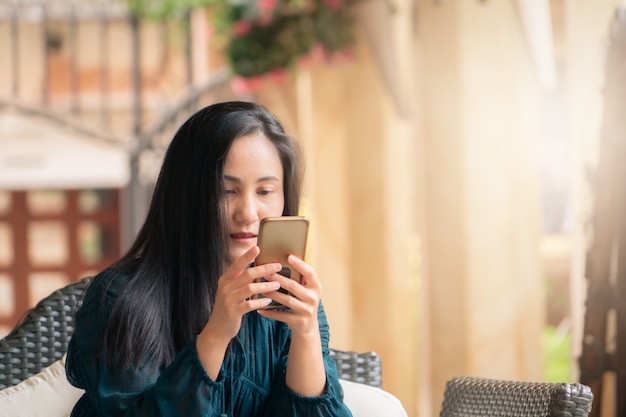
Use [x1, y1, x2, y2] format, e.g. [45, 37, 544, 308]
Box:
[65, 271, 227, 417]
[259, 302, 353, 417]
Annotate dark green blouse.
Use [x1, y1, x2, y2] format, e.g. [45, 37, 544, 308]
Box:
[65, 270, 352, 417]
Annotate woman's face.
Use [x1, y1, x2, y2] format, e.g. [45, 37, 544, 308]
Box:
[223, 132, 285, 264]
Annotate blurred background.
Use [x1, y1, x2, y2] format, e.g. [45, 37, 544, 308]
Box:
[1, 0, 625, 416]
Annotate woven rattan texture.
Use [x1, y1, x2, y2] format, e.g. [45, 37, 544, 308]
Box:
[0, 277, 93, 390]
[439, 376, 593, 417]
[0, 277, 383, 390]
[330, 349, 382, 388]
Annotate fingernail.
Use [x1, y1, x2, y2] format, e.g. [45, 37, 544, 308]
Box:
[271, 282, 280, 289]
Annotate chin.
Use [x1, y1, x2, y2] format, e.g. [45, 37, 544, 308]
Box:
[229, 248, 250, 265]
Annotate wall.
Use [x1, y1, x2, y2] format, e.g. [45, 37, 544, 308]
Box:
[418, 0, 546, 411]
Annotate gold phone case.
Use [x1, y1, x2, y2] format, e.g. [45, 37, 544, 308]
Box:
[253, 216, 309, 309]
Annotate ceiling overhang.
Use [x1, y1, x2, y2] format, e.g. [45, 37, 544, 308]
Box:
[0, 108, 130, 190]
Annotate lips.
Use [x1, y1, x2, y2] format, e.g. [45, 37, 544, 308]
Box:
[231, 232, 257, 239]
[231, 232, 256, 239]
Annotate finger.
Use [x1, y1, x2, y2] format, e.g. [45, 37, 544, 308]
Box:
[223, 265, 282, 304]
[251, 279, 281, 295]
[264, 272, 299, 293]
[265, 288, 300, 309]
[247, 263, 283, 282]
[287, 255, 319, 288]
[259, 275, 308, 307]
[226, 267, 281, 299]
[248, 297, 274, 311]
[226, 246, 261, 279]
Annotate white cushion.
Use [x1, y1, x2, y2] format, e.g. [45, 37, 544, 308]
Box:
[340, 378, 408, 417]
[0, 356, 84, 417]
[0, 359, 406, 417]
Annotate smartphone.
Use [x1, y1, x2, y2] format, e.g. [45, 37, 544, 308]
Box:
[253, 216, 310, 309]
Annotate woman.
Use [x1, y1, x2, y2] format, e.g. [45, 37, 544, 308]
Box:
[66, 101, 352, 417]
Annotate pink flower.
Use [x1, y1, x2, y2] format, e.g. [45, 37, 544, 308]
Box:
[233, 20, 252, 36]
[231, 75, 266, 95]
[310, 44, 329, 61]
[269, 68, 288, 84]
[322, 0, 343, 10]
[297, 54, 313, 70]
[297, 45, 324, 69]
[231, 76, 251, 95]
[247, 76, 265, 91]
[258, 0, 278, 11]
[333, 48, 354, 63]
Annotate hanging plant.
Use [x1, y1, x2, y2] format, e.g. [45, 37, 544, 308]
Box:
[210, 0, 356, 92]
[122, 0, 203, 19]
[123, 0, 356, 92]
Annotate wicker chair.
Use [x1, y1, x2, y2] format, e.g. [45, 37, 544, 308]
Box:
[439, 376, 594, 417]
[0, 277, 382, 390]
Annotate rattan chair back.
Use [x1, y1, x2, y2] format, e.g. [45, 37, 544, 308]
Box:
[0, 277, 382, 390]
[439, 376, 593, 417]
[330, 349, 382, 388]
[0, 276, 93, 390]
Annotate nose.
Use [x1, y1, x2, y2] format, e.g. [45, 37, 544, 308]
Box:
[233, 193, 259, 224]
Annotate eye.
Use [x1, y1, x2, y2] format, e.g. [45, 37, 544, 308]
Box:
[258, 189, 273, 196]
[224, 189, 236, 195]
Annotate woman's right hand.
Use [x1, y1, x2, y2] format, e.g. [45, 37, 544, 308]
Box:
[208, 245, 283, 339]
[196, 246, 282, 379]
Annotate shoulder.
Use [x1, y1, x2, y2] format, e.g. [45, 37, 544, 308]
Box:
[78, 268, 129, 317]
[69, 269, 130, 355]
[87, 268, 128, 296]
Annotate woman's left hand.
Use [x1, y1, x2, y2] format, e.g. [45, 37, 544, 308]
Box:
[256, 255, 322, 336]
[259, 255, 327, 396]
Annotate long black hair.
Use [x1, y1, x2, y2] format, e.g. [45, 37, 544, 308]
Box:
[102, 101, 304, 368]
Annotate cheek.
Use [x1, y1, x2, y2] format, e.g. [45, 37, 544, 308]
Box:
[273, 194, 286, 215]
[261, 202, 284, 218]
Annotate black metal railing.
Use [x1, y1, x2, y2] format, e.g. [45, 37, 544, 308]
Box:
[1, 0, 235, 236]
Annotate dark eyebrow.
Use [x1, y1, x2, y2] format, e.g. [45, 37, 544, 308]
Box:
[223, 175, 281, 183]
